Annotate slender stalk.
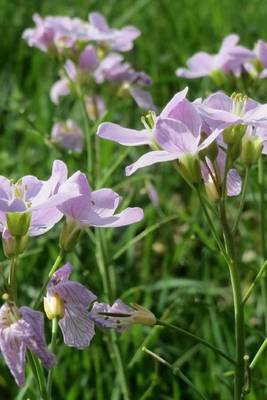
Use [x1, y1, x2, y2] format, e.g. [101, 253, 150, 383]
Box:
[8, 257, 17, 303]
[258, 156, 267, 334]
[219, 201, 245, 399]
[47, 318, 58, 399]
[142, 346, 208, 400]
[157, 320, 235, 364]
[94, 228, 130, 400]
[27, 351, 44, 399]
[242, 260, 267, 304]
[232, 167, 249, 235]
[250, 338, 267, 370]
[28, 351, 49, 400]
[33, 250, 64, 309]
[79, 94, 94, 184]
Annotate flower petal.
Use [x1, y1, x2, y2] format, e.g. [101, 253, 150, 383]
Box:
[97, 122, 150, 146]
[125, 151, 179, 176]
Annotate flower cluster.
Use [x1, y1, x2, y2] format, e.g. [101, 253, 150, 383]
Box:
[23, 12, 154, 152]
[176, 34, 267, 81]
[97, 87, 267, 200]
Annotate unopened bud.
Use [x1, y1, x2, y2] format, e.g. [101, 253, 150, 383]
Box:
[240, 136, 263, 166]
[130, 304, 157, 326]
[2, 230, 28, 258]
[223, 124, 246, 146]
[44, 293, 65, 320]
[178, 154, 201, 184]
[59, 217, 84, 252]
[205, 179, 220, 202]
[6, 212, 31, 237]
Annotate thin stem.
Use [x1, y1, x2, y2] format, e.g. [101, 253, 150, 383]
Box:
[33, 250, 64, 309]
[258, 156, 267, 334]
[219, 201, 245, 400]
[232, 167, 249, 235]
[27, 351, 43, 398]
[98, 149, 129, 188]
[157, 320, 235, 364]
[94, 229, 130, 400]
[250, 338, 267, 370]
[47, 318, 58, 399]
[142, 347, 208, 400]
[79, 94, 94, 184]
[242, 260, 267, 304]
[8, 257, 17, 303]
[28, 351, 49, 400]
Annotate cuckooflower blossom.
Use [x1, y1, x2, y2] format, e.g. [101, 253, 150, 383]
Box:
[22, 14, 89, 53]
[0, 304, 55, 386]
[51, 120, 84, 152]
[198, 91, 267, 130]
[57, 171, 144, 228]
[0, 160, 73, 236]
[90, 299, 156, 332]
[87, 12, 140, 52]
[255, 39, 267, 78]
[44, 264, 96, 348]
[97, 87, 219, 176]
[176, 34, 255, 79]
[86, 95, 106, 121]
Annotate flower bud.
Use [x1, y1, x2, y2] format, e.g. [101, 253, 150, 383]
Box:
[223, 124, 246, 145]
[210, 69, 227, 85]
[240, 136, 263, 166]
[59, 217, 84, 252]
[44, 293, 65, 320]
[178, 154, 201, 184]
[205, 179, 220, 202]
[6, 212, 31, 237]
[130, 304, 157, 327]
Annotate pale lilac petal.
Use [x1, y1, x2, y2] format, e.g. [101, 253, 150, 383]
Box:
[125, 151, 179, 176]
[176, 52, 215, 78]
[164, 99, 202, 137]
[220, 34, 239, 52]
[97, 122, 150, 146]
[89, 12, 109, 31]
[59, 305, 95, 349]
[52, 281, 97, 308]
[91, 189, 121, 217]
[198, 128, 222, 151]
[155, 118, 198, 155]
[227, 169, 242, 196]
[50, 263, 72, 285]
[256, 40, 267, 67]
[50, 79, 70, 104]
[129, 87, 155, 110]
[79, 45, 99, 72]
[29, 207, 63, 236]
[160, 87, 188, 118]
[84, 207, 144, 227]
[202, 92, 232, 112]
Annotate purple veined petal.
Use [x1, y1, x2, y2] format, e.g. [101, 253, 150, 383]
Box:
[97, 122, 150, 146]
[0, 198, 27, 213]
[79, 45, 99, 72]
[29, 207, 63, 237]
[83, 207, 144, 228]
[57, 195, 90, 222]
[91, 189, 121, 217]
[50, 79, 70, 104]
[20, 176, 43, 201]
[164, 99, 202, 138]
[202, 92, 232, 112]
[227, 169, 242, 196]
[52, 281, 97, 308]
[125, 151, 179, 176]
[160, 87, 188, 118]
[50, 263, 72, 286]
[198, 128, 222, 151]
[59, 304, 95, 349]
[155, 118, 198, 155]
[244, 104, 267, 127]
[59, 171, 91, 198]
[0, 177, 11, 200]
[112, 26, 140, 51]
[20, 307, 55, 370]
[256, 40, 267, 67]
[199, 106, 240, 129]
[129, 87, 155, 110]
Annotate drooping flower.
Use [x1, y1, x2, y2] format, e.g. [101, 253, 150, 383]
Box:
[22, 14, 89, 54]
[90, 299, 156, 332]
[176, 34, 255, 79]
[51, 120, 84, 152]
[57, 171, 144, 228]
[97, 87, 219, 176]
[87, 12, 140, 52]
[44, 264, 96, 349]
[0, 160, 72, 237]
[0, 303, 55, 386]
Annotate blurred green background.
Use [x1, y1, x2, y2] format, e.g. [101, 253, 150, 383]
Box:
[1, 0, 267, 399]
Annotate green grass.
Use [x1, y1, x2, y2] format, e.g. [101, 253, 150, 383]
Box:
[1, 0, 267, 399]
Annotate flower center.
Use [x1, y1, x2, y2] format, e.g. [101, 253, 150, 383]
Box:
[231, 92, 248, 116]
[141, 111, 156, 130]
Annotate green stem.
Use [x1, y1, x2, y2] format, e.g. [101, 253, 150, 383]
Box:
[258, 156, 267, 334]
[142, 346, 208, 400]
[8, 257, 17, 303]
[232, 167, 249, 235]
[27, 351, 44, 398]
[250, 338, 267, 370]
[33, 250, 64, 309]
[219, 201, 245, 399]
[47, 318, 58, 399]
[94, 229, 130, 400]
[79, 94, 94, 184]
[157, 320, 235, 364]
[28, 351, 49, 400]
[242, 260, 267, 304]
